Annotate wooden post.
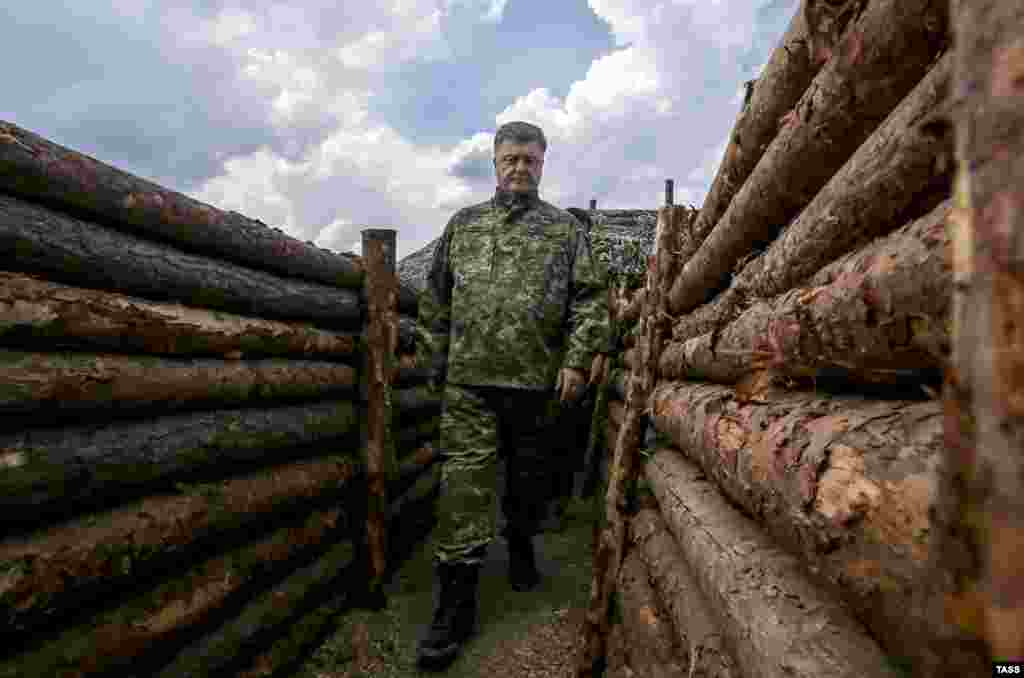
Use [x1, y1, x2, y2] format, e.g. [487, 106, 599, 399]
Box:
[360, 228, 398, 609]
[664, 179, 674, 207]
[577, 206, 688, 677]
[590, 199, 597, 210]
[943, 0, 1024, 669]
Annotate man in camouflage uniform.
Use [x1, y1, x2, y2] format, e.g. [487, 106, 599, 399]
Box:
[415, 121, 610, 671]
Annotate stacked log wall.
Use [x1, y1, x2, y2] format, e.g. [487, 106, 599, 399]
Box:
[0, 121, 442, 677]
[594, 3, 990, 676]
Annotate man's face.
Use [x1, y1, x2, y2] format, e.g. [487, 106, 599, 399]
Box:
[494, 141, 545, 194]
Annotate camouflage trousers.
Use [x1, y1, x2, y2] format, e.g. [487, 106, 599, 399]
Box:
[433, 383, 564, 565]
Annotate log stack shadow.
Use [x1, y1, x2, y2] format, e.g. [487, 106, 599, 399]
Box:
[592, 3, 990, 676]
[0, 121, 442, 677]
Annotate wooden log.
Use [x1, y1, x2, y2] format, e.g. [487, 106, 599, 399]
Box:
[616, 547, 687, 678]
[667, 0, 949, 315]
[0, 120, 366, 290]
[623, 347, 638, 373]
[0, 271, 358, 360]
[660, 199, 954, 385]
[360, 228, 399, 607]
[578, 207, 686, 677]
[154, 536, 356, 678]
[947, 0, 1024, 667]
[645, 448, 903, 678]
[234, 462, 439, 678]
[0, 349, 357, 416]
[0, 503, 354, 678]
[608, 398, 625, 432]
[0, 193, 363, 329]
[677, 7, 824, 268]
[0, 453, 359, 642]
[0, 398, 358, 526]
[737, 49, 954, 301]
[671, 61, 955, 350]
[649, 380, 963, 670]
[631, 508, 738, 678]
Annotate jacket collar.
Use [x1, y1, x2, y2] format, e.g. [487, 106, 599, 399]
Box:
[492, 187, 540, 209]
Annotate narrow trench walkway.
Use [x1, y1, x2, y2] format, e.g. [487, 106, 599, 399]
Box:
[295, 489, 598, 678]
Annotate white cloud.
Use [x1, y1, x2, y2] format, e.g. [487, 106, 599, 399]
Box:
[184, 0, 796, 257]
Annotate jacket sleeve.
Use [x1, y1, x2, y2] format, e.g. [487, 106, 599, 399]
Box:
[562, 215, 611, 371]
[416, 215, 457, 385]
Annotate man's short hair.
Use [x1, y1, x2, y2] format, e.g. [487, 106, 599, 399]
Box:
[493, 121, 547, 153]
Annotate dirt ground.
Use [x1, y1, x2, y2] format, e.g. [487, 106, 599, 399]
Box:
[295, 496, 598, 678]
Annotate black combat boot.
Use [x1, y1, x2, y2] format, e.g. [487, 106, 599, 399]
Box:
[417, 561, 480, 671]
[507, 533, 540, 592]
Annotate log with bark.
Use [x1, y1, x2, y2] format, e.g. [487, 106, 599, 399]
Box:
[0, 349, 357, 416]
[660, 199, 953, 385]
[578, 206, 686, 677]
[234, 459, 440, 678]
[649, 379, 972, 670]
[622, 346, 638, 373]
[944, 0, 1024, 667]
[1, 503, 354, 678]
[615, 548, 687, 678]
[0, 398, 359, 526]
[631, 508, 737, 678]
[671, 53, 955, 348]
[645, 448, 903, 678]
[735, 49, 954, 303]
[677, 5, 834, 268]
[667, 0, 948, 315]
[0, 453, 360, 643]
[0, 272, 359, 360]
[153, 535, 357, 678]
[0, 193, 363, 329]
[0, 120, 366, 291]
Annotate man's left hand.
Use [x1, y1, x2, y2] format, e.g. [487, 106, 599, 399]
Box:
[556, 367, 587, 403]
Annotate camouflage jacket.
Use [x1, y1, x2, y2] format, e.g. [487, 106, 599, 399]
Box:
[417, 189, 610, 390]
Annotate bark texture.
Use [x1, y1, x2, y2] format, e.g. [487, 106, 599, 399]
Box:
[649, 380, 965, 668]
[645, 448, 903, 678]
[736, 49, 954, 302]
[361, 229, 399, 604]
[578, 207, 687, 677]
[616, 548, 687, 678]
[2, 504, 353, 678]
[0, 399, 359, 525]
[660, 199, 953, 385]
[0, 454, 360, 642]
[0, 272, 359, 360]
[945, 0, 1024, 666]
[668, 0, 948, 315]
[631, 508, 737, 678]
[0, 193, 363, 329]
[0, 349, 357, 415]
[0, 120, 369, 293]
[678, 8, 824, 267]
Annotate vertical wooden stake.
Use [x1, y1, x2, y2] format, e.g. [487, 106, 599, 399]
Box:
[664, 179, 674, 207]
[590, 199, 598, 210]
[361, 228, 398, 609]
[576, 205, 690, 678]
[947, 0, 1024, 667]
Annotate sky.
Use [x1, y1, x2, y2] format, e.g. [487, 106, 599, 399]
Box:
[1, 0, 799, 260]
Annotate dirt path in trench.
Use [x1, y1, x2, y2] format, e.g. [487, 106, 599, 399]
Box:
[295, 495, 598, 678]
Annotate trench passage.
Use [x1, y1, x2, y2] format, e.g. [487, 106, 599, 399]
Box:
[296, 459, 600, 678]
